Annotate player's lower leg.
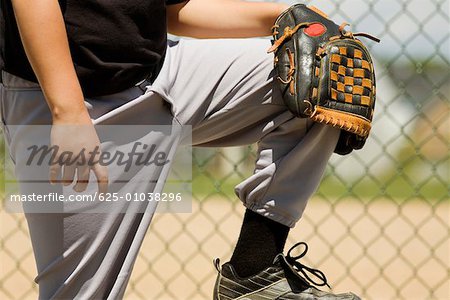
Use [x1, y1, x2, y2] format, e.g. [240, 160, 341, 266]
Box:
[229, 209, 290, 277]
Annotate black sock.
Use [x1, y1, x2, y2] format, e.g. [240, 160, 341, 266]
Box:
[229, 209, 290, 278]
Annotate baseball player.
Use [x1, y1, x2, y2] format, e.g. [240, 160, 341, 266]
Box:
[0, 0, 370, 299]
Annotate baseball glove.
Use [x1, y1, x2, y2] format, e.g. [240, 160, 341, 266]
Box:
[268, 4, 380, 155]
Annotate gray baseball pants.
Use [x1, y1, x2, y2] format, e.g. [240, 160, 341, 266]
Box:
[0, 38, 339, 299]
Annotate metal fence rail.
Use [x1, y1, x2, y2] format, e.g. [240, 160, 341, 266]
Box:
[1, 0, 449, 299]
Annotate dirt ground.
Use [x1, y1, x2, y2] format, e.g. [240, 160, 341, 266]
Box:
[1, 198, 449, 300]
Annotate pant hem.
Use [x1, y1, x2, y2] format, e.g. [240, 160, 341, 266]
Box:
[243, 202, 298, 228]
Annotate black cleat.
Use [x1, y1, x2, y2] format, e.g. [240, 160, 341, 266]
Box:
[213, 242, 361, 300]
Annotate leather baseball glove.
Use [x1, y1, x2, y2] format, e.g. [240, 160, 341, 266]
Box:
[268, 4, 380, 155]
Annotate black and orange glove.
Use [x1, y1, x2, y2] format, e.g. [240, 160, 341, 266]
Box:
[268, 4, 380, 155]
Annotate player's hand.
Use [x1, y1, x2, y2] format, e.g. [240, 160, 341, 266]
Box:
[49, 111, 108, 194]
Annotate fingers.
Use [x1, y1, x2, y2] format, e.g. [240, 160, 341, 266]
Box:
[49, 163, 61, 185]
[49, 123, 108, 194]
[54, 164, 108, 194]
[93, 164, 109, 194]
[62, 165, 76, 186]
[73, 166, 90, 192]
[72, 164, 108, 194]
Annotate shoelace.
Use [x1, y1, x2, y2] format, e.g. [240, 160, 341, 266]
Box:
[285, 242, 331, 289]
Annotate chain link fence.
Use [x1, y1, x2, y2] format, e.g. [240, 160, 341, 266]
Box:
[1, 0, 449, 299]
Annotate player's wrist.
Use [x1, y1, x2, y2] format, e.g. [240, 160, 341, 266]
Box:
[51, 105, 91, 125]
